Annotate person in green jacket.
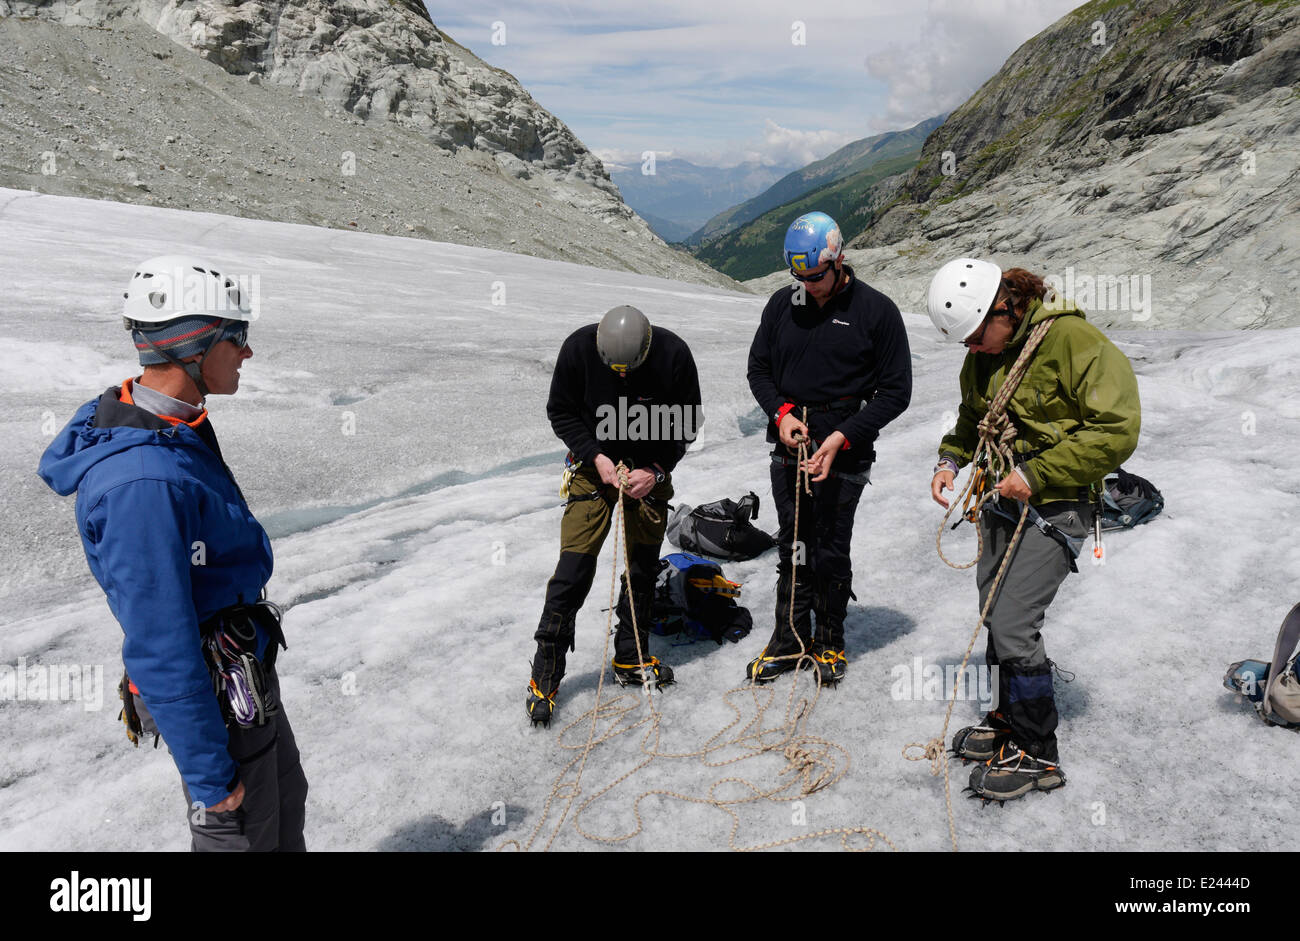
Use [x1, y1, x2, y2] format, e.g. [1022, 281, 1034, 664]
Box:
[926, 259, 1140, 802]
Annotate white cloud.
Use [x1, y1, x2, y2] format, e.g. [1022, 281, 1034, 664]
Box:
[430, 1, 1089, 168]
[863, 0, 1082, 129]
[591, 147, 679, 172]
[743, 120, 857, 168]
[596, 124, 851, 173]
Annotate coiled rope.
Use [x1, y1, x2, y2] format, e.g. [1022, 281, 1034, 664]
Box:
[504, 426, 894, 852]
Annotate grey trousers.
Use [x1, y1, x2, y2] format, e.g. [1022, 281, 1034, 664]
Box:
[179, 670, 308, 852]
[977, 500, 1091, 666]
[976, 499, 1091, 761]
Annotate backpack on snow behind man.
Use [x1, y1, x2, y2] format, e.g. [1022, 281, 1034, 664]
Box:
[1223, 601, 1300, 729]
[666, 492, 777, 562]
[650, 552, 753, 646]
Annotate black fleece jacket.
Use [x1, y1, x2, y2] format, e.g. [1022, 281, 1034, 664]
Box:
[747, 268, 912, 468]
[547, 323, 702, 474]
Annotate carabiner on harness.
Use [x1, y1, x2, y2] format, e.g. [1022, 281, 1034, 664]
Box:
[202, 607, 280, 728]
[961, 464, 989, 524]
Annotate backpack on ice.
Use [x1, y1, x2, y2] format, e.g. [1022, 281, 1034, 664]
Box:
[666, 492, 776, 562]
[1099, 467, 1164, 532]
[1223, 602, 1300, 729]
[650, 552, 753, 645]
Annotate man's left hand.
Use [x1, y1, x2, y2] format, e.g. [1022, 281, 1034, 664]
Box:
[803, 431, 846, 483]
[624, 468, 657, 500]
[995, 470, 1033, 502]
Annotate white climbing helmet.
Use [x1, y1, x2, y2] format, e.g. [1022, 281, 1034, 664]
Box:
[926, 258, 1003, 342]
[122, 255, 254, 326]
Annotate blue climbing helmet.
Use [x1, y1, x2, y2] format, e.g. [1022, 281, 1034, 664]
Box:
[783, 211, 843, 272]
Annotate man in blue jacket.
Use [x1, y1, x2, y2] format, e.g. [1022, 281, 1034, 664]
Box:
[746, 212, 912, 685]
[38, 255, 306, 851]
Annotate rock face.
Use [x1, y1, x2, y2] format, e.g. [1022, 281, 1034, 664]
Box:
[0, 0, 735, 287]
[11, 0, 611, 186]
[834, 0, 1300, 329]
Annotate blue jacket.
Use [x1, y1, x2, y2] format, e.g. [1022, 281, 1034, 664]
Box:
[38, 382, 274, 808]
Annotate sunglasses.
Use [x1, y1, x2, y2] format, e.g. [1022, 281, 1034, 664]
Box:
[790, 265, 834, 283]
[962, 305, 1015, 347]
[222, 324, 249, 349]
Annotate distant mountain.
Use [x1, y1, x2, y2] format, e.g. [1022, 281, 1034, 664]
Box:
[607, 158, 798, 244]
[688, 141, 926, 282]
[688, 115, 945, 245]
[636, 211, 699, 244]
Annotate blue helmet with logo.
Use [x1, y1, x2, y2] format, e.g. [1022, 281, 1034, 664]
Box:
[783, 211, 843, 272]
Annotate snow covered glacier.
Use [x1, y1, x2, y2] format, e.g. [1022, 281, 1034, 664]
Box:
[2, 187, 1296, 851]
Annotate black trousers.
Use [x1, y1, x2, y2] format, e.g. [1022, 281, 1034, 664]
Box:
[763, 452, 866, 655]
[179, 670, 308, 852]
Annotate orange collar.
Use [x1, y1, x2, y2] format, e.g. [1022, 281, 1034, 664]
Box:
[121, 378, 209, 429]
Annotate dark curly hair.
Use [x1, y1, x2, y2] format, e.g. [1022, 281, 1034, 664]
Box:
[995, 267, 1057, 319]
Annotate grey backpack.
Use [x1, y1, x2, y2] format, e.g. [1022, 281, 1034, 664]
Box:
[1224, 602, 1300, 728]
[666, 492, 777, 562]
[1264, 603, 1300, 725]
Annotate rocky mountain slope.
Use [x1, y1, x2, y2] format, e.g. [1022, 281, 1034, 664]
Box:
[823, 0, 1300, 329]
[0, 1, 735, 287]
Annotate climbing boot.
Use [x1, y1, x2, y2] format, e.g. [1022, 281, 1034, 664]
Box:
[810, 647, 847, 684]
[526, 679, 557, 728]
[967, 740, 1066, 803]
[950, 711, 1012, 762]
[612, 656, 674, 689]
[745, 647, 802, 684]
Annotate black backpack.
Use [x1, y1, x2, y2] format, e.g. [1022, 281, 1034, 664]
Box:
[649, 552, 753, 645]
[1099, 468, 1164, 532]
[665, 492, 777, 562]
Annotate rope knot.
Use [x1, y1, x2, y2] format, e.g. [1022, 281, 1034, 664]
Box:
[903, 739, 946, 776]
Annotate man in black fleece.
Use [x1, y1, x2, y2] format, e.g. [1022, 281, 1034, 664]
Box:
[746, 211, 912, 683]
[527, 306, 703, 725]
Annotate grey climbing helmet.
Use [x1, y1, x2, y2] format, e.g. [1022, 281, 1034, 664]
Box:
[596, 305, 652, 375]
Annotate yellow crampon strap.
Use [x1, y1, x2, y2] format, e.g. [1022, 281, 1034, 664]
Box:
[528, 678, 556, 706]
[611, 656, 660, 670]
[687, 574, 742, 599]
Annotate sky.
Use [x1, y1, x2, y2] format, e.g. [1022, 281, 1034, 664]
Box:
[427, 0, 1084, 170]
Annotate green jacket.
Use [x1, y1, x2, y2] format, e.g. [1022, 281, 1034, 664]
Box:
[938, 298, 1141, 505]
